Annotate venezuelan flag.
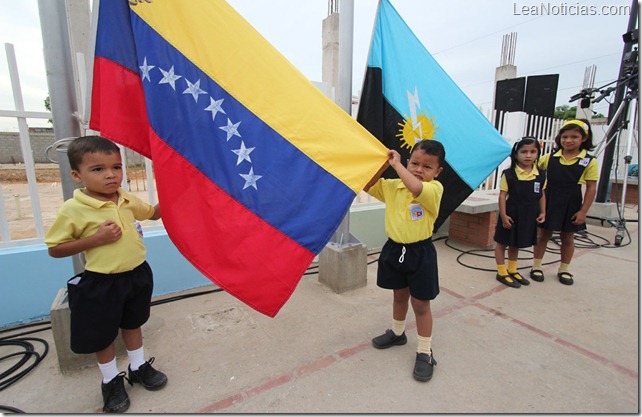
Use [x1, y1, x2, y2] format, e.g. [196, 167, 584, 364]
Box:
[90, 0, 388, 317]
[357, 0, 511, 231]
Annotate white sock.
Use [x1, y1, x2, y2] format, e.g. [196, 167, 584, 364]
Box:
[417, 335, 432, 355]
[98, 357, 120, 384]
[127, 346, 145, 371]
[392, 319, 406, 336]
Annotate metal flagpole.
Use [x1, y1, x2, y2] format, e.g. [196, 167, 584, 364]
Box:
[329, 0, 360, 248]
[38, 0, 86, 274]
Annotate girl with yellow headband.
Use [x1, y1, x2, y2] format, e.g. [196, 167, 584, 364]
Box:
[530, 118, 599, 285]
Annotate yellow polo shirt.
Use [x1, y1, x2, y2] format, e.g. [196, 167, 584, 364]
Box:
[538, 149, 599, 184]
[368, 178, 443, 244]
[45, 188, 155, 274]
[500, 166, 546, 191]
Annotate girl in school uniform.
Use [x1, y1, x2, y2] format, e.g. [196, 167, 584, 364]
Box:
[530, 119, 598, 285]
[494, 137, 546, 288]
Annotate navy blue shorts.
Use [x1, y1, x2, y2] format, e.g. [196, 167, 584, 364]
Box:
[377, 238, 440, 300]
[66, 261, 153, 354]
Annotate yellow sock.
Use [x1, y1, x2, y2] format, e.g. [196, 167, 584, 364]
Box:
[417, 335, 432, 355]
[533, 258, 543, 270]
[558, 263, 570, 274]
[392, 319, 406, 336]
[497, 265, 508, 276]
[507, 260, 518, 274]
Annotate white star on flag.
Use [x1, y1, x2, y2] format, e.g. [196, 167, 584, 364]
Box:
[147, 56, 261, 192]
[158, 65, 181, 90]
[240, 167, 262, 190]
[204, 97, 226, 121]
[183, 78, 207, 102]
[219, 118, 241, 141]
[231, 141, 255, 165]
[139, 57, 155, 82]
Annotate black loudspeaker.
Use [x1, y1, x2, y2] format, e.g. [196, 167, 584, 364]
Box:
[523, 74, 559, 117]
[494, 77, 526, 112]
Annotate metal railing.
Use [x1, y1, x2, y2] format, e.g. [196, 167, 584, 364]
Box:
[1, 42, 159, 246]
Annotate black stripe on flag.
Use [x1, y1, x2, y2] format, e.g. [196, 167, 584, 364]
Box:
[357, 67, 472, 232]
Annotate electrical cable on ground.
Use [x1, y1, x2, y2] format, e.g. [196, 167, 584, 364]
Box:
[447, 224, 632, 273]
[0, 405, 25, 413]
[0, 287, 225, 413]
[0, 320, 51, 413]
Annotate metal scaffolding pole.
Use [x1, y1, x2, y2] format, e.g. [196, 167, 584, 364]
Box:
[596, 0, 638, 202]
[38, 0, 86, 274]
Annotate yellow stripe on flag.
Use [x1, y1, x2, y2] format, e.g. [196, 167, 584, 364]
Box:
[131, 0, 387, 193]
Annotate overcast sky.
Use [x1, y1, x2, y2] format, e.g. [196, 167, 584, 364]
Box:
[0, 0, 635, 132]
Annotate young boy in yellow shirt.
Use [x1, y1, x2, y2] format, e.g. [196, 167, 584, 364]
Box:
[45, 136, 166, 413]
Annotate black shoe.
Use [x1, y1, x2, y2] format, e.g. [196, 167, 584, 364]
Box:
[496, 273, 521, 288]
[101, 372, 131, 413]
[413, 351, 437, 382]
[372, 329, 407, 349]
[510, 272, 530, 286]
[128, 357, 168, 391]
[558, 272, 574, 285]
[530, 269, 545, 282]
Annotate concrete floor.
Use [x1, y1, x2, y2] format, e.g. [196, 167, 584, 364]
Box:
[0, 222, 638, 413]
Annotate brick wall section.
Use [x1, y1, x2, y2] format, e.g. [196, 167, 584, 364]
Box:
[449, 211, 498, 249]
[0, 128, 56, 164]
[447, 190, 500, 249]
[610, 180, 639, 205]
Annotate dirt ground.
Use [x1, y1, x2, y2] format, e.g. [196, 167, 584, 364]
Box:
[0, 167, 61, 183]
[0, 165, 158, 241]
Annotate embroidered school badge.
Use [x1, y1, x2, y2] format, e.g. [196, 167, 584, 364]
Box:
[410, 203, 425, 221]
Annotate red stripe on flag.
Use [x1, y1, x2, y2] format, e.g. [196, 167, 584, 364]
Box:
[90, 57, 152, 158]
[149, 132, 314, 317]
[92, 56, 314, 316]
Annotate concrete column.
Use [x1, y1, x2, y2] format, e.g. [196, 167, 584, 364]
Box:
[321, 13, 339, 102]
[491, 64, 517, 112]
[318, 242, 367, 293]
[318, 0, 367, 293]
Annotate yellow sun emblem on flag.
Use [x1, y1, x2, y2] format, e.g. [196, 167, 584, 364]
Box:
[396, 111, 439, 149]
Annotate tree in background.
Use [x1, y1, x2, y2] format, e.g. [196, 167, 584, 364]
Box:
[554, 105, 604, 120]
[44, 96, 53, 125]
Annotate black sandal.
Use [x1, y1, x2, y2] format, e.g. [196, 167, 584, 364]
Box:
[530, 269, 545, 282]
[510, 272, 530, 286]
[496, 273, 521, 288]
[558, 272, 574, 285]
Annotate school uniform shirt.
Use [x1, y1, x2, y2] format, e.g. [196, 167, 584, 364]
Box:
[499, 165, 546, 191]
[538, 149, 598, 183]
[45, 188, 155, 274]
[368, 178, 443, 244]
[494, 166, 545, 247]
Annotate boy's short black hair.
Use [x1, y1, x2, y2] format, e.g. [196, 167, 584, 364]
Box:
[67, 136, 121, 170]
[410, 139, 446, 167]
